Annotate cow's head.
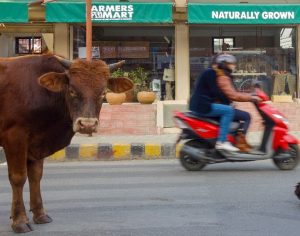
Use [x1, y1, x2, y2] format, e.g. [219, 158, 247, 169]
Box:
[38, 56, 133, 135]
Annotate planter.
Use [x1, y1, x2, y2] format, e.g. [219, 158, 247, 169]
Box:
[125, 88, 134, 102]
[106, 92, 126, 105]
[137, 91, 156, 104]
[271, 95, 293, 103]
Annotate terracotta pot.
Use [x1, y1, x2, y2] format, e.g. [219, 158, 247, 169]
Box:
[137, 91, 156, 104]
[124, 88, 134, 102]
[106, 92, 126, 105]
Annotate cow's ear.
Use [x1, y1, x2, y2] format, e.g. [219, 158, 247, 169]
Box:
[38, 72, 68, 92]
[107, 77, 134, 93]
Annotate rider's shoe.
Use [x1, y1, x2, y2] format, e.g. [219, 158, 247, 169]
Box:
[236, 133, 252, 152]
[239, 133, 252, 148]
[215, 141, 239, 152]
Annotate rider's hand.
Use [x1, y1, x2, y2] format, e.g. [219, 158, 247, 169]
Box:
[251, 96, 262, 103]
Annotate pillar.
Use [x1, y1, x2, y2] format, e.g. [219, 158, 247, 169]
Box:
[175, 23, 190, 101]
[175, 0, 186, 8]
[54, 23, 69, 59]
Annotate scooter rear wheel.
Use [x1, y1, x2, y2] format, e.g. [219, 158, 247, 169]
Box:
[180, 153, 207, 171]
[273, 144, 299, 170]
[179, 141, 207, 171]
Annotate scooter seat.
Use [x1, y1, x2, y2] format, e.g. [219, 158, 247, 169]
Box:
[184, 112, 240, 132]
[184, 112, 220, 125]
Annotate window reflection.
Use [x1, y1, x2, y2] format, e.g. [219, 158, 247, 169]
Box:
[190, 26, 297, 97]
[73, 25, 175, 101]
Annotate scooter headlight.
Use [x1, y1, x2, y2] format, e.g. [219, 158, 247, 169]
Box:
[272, 114, 289, 125]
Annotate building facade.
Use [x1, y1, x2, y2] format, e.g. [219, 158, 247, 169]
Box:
[0, 0, 300, 134]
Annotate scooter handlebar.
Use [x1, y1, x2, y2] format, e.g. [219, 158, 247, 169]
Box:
[252, 87, 270, 102]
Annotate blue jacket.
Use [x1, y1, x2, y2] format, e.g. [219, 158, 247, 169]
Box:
[189, 68, 230, 114]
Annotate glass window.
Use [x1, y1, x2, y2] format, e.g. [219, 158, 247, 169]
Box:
[190, 26, 297, 97]
[213, 37, 234, 53]
[73, 25, 175, 102]
[15, 37, 42, 54]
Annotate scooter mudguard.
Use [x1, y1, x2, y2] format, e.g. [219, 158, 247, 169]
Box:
[279, 134, 299, 150]
[273, 128, 298, 151]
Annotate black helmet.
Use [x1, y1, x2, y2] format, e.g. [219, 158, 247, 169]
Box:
[215, 54, 237, 65]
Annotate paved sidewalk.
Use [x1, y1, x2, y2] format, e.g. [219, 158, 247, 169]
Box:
[0, 132, 299, 163]
[71, 133, 179, 145]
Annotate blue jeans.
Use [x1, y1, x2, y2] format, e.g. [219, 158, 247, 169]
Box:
[194, 104, 234, 142]
[233, 109, 251, 134]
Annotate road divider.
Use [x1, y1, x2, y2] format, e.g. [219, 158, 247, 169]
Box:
[0, 144, 181, 162]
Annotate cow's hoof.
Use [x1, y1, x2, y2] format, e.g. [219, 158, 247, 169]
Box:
[33, 214, 53, 224]
[12, 222, 33, 233]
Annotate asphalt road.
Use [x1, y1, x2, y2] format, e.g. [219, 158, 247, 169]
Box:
[1, 160, 300, 236]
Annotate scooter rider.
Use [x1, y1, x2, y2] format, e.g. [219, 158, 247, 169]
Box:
[211, 55, 252, 152]
[214, 54, 261, 151]
[189, 56, 240, 152]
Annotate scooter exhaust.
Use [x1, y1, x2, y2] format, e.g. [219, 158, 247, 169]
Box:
[180, 144, 221, 163]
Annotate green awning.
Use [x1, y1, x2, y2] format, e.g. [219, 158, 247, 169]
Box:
[46, 1, 173, 23]
[0, 0, 31, 23]
[188, 4, 300, 24]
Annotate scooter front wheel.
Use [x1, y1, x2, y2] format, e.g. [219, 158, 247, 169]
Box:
[273, 144, 300, 170]
[180, 152, 207, 171]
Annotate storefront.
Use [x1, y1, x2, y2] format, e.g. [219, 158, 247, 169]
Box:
[45, 0, 175, 102]
[1, 1, 300, 134]
[43, 0, 177, 134]
[185, 2, 300, 134]
[188, 3, 300, 101]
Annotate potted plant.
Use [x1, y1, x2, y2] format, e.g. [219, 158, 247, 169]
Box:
[105, 90, 126, 105]
[105, 69, 125, 105]
[128, 67, 156, 104]
[107, 68, 134, 103]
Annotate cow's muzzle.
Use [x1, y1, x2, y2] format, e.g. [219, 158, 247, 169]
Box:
[74, 118, 99, 134]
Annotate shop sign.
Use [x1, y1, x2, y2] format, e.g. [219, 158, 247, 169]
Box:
[91, 4, 134, 22]
[46, 2, 172, 23]
[94, 41, 149, 59]
[188, 4, 300, 24]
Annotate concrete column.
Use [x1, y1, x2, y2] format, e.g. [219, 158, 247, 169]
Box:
[42, 33, 54, 52]
[54, 23, 69, 59]
[175, 23, 190, 100]
[297, 25, 300, 98]
[0, 34, 9, 57]
[69, 25, 74, 60]
[175, 0, 187, 7]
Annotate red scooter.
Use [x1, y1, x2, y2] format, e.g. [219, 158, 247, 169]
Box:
[174, 87, 299, 171]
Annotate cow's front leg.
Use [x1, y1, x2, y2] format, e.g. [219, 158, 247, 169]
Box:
[27, 159, 52, 224]
[4, 129, 32, 233]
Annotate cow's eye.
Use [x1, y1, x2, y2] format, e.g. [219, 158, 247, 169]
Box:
[69, 88, 78, 98]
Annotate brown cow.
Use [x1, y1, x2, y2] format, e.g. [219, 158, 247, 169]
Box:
[0, 54, 133, 233]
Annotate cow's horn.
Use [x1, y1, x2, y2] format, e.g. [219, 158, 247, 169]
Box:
[55, 55, 72, 69]
[109, 60, 125, 71]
